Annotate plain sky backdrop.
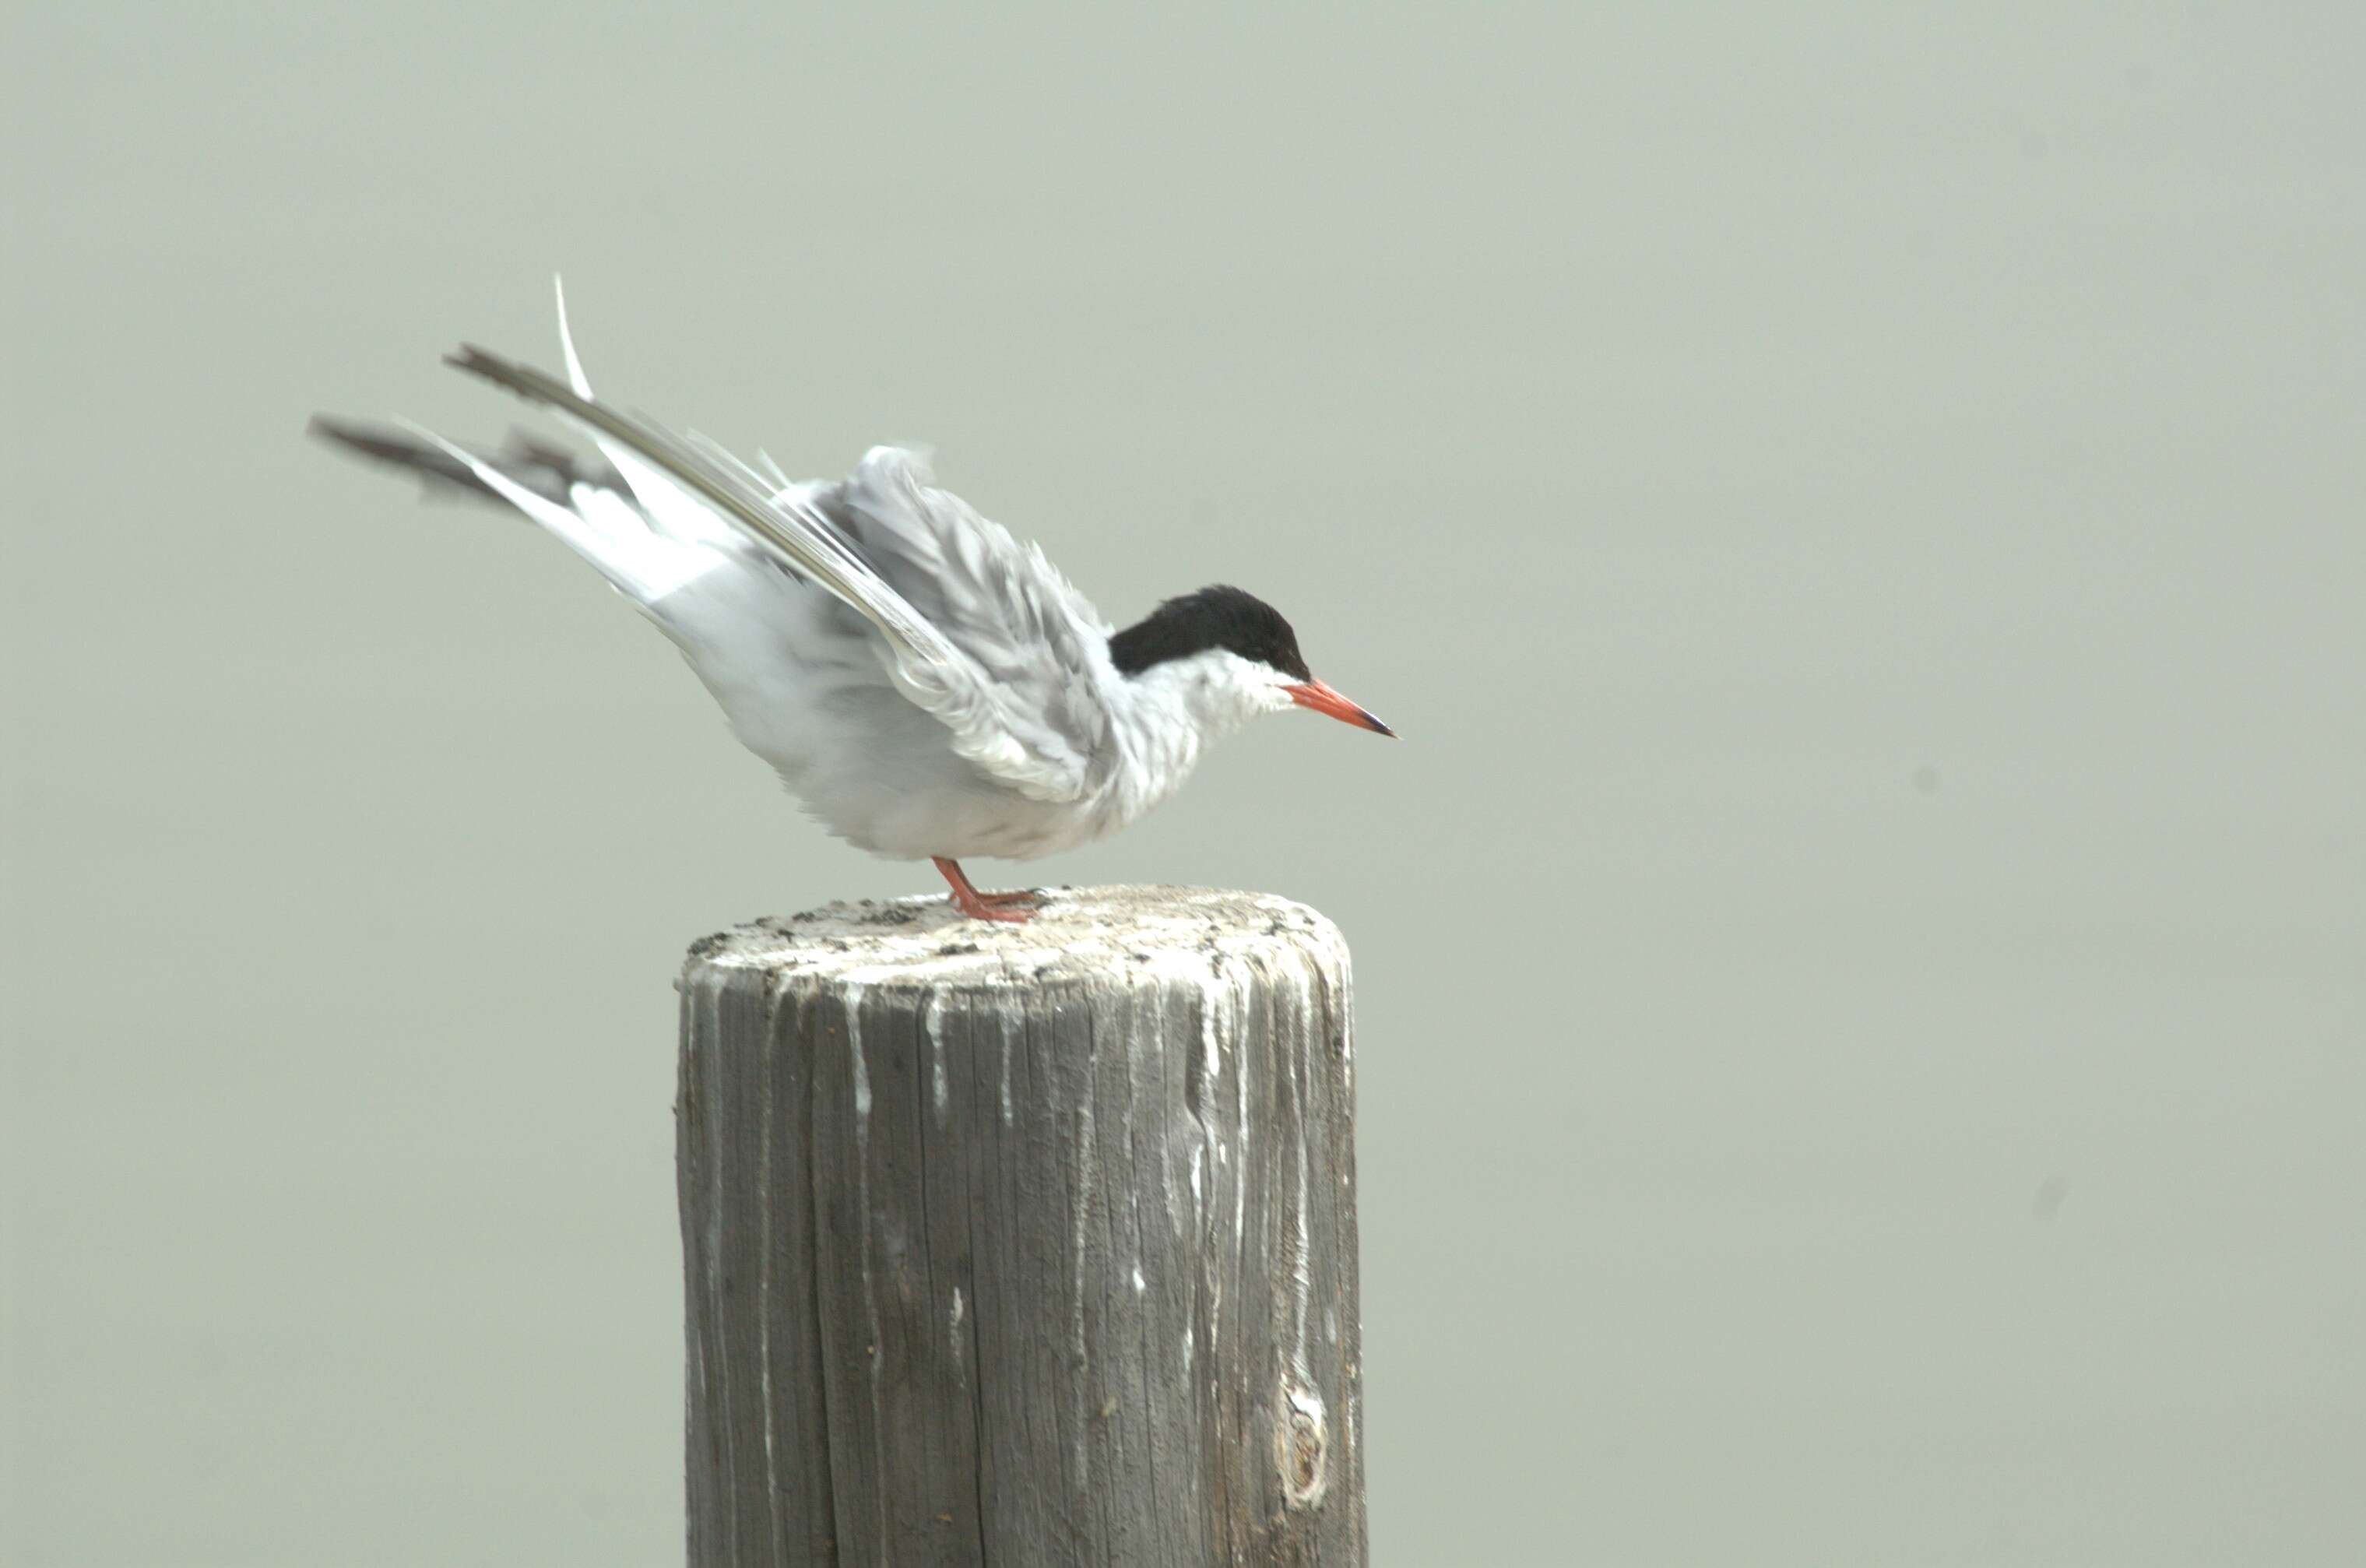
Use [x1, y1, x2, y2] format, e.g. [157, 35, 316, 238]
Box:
[5, 4, 2362, 1565]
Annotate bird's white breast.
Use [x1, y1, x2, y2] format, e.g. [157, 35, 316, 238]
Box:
[684, 617, 1279, 863]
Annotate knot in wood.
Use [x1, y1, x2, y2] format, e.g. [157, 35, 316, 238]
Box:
[1278, 1381, 1330, 1509]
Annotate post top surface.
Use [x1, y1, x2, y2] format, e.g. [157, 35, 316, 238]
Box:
[684, 884, 1346, 992]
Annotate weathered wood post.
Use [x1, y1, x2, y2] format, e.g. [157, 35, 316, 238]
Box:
[677, 885, 1367, 1567]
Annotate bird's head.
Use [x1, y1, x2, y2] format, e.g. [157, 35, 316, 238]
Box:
[1107, 585, 1394, 740]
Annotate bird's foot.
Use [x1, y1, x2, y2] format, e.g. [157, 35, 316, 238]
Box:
[946, 888, 1036, 923]
[933, 856, 1041, 923]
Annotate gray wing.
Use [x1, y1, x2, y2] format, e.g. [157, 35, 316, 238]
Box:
[821, 445, 1116, 796]
[442, 334, 1114, 804]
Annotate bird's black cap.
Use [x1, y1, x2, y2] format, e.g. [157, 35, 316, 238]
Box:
[1108, 585, 1312, 682]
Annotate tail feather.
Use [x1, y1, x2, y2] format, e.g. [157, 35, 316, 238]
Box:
[312, 279, 778, 624]
[314, 413, 708, 606]
[393, 420, 717, 607]
[308, 416, 623, 508]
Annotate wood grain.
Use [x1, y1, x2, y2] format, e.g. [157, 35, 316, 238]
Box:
[679, 885, 1366, 1566]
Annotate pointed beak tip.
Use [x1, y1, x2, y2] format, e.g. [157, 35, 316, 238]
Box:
[1287, 680, 1395, 738]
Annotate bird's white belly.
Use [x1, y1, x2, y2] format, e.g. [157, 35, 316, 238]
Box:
[664, 568, 1218, 867]
[705, 666, 1130, 863]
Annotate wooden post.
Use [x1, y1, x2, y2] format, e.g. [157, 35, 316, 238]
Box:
[677, 886, 1366, 1568]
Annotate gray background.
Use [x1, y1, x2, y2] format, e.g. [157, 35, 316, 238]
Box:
[5, 4, 2361, 1564]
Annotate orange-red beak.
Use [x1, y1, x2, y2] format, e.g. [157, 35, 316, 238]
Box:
[1283, 678, 1395, 737]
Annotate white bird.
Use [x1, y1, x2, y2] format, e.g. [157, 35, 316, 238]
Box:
[313, 285, 1393, 921]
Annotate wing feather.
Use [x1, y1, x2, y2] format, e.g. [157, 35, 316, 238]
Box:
[441, 303, 1112, 803]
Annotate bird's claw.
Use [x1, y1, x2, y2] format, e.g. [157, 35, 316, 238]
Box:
[933, 859, 1042, 923]
[948, 891, 1036, 923]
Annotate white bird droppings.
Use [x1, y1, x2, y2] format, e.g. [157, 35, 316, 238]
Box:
[925, 990, 949, 1122]
[846, 983, 870, 1125]
[998, 1007, 1016, 1126]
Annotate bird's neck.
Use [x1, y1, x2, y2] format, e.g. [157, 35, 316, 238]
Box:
[1095, 649, 1270, 827]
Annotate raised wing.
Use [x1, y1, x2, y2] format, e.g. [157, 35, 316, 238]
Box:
[823, 445, 1116, 798]
[440, 294, 1112, 803]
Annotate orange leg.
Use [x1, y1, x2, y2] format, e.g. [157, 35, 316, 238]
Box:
[933, 857, 1042, 923]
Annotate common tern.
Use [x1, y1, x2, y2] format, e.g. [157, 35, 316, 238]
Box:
[314, 287, 1392, 922]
